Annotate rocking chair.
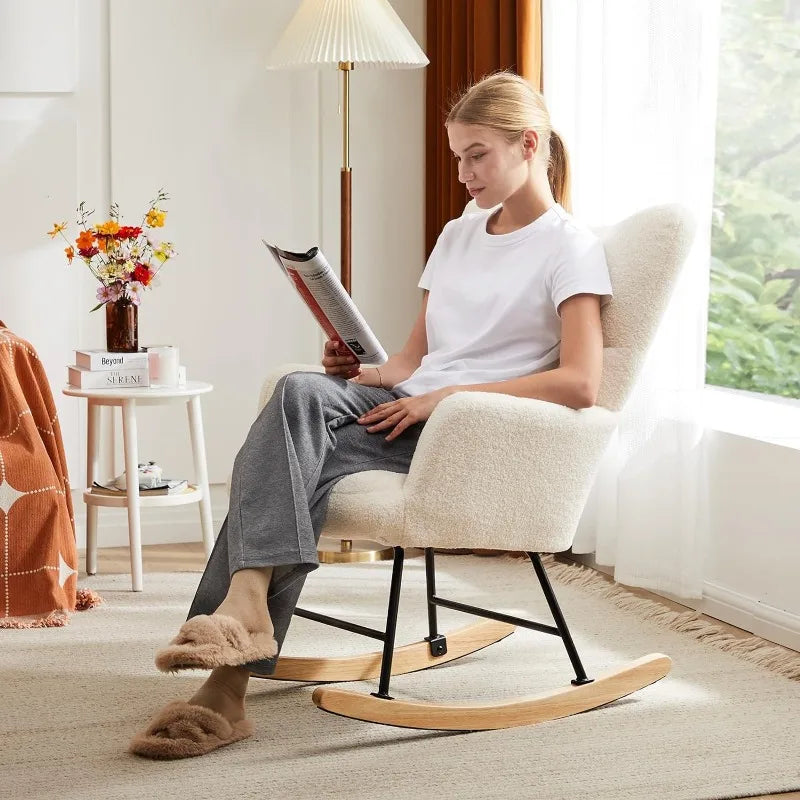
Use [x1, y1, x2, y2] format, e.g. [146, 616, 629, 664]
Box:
[249, 204, 695, 731]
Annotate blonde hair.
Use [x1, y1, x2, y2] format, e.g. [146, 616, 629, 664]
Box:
[446, 72, 571, 211]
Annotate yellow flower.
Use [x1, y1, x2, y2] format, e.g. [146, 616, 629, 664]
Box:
[48, 221, 68, 238]
[153, 241, 175, 263]
[146, 209, 167, 228]
[100, 263, 125, 280]
[96, 220, 120, 236]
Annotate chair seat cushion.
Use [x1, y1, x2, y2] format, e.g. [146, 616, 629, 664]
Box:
[324, 470, 407, 543]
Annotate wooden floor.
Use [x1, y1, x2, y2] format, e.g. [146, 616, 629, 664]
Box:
[86, 542, 799, 800]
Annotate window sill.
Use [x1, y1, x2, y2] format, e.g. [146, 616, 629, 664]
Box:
[703, 386, 800, 450]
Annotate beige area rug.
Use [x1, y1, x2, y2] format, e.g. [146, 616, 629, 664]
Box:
[1, 556, 798, 800]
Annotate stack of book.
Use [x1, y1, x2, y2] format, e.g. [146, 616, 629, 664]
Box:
[68, 349, 150, 389]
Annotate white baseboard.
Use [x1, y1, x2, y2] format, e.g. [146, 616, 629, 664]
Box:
[565, 552, 800, 653]
[700, 580, 800, 653]
[71, 484, 228, 551]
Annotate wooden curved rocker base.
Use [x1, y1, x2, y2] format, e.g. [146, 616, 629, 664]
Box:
[249, 619, 515, 683]
[311, 653, 672, 731]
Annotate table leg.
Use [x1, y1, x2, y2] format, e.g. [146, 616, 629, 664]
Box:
[188, 395, 214, 559]
[86, 400, 100, 576]
[121, 399, 143, 592]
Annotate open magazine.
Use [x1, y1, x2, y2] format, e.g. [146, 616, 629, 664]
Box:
[263, 241, 388, 367]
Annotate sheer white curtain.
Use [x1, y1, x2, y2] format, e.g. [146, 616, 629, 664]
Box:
[543, 0, 721, 599]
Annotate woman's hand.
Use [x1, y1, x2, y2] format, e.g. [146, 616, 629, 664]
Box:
[351, 368, 383, 387]
[357, 387, 454, 441]
[322, 338, 360, 379]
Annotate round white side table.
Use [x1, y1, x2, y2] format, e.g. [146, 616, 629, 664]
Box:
[64, 381, 214, 591]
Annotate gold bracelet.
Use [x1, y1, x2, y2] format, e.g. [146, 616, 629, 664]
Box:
[375, 366, 383, 388]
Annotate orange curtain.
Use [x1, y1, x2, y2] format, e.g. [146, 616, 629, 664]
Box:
[425, 0, 542, 257]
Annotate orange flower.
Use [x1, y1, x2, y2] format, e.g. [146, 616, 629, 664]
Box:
[96, 236, 108, 252]
[64, 246, 75, 264]
[76, 230, 95, 250]
[47, 221, 68, 238]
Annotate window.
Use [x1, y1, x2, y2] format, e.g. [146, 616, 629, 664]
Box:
[706, 0, 800, 399]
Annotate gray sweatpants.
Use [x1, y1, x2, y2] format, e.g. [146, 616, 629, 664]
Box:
[186, 370, 424, 675]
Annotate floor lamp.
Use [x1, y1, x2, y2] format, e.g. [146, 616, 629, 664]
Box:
[266, 0, 428, 562]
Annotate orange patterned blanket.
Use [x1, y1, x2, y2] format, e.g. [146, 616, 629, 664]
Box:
[0, 321, 77, 621]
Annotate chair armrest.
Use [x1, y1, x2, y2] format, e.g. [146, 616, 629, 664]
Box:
[403, 392, 618, 553]
[257, 363, 324, 413]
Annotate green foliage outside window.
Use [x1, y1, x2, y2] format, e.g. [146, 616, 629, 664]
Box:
[707, 0, 800, 398]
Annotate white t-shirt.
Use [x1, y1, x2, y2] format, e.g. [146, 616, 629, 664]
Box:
[393, 203, 612, 397]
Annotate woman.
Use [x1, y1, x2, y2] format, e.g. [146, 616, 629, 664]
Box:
[130, 71, 612, 759]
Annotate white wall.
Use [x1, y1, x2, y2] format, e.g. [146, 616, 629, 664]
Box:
[0, 0, 110, 488]
[702, 433, 800, 649]
[108, 0, 322, 486]
[1, 0, 426, 565]
[1, 0, 426, 495]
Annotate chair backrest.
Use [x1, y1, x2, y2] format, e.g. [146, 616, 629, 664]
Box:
[593, 205, 695, 410]
[461, 201, 696, 412]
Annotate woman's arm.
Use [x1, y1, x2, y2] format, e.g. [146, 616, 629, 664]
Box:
[353, 292, 429, 388]
[445, 294, 604, 409]
[356, 294, 603, 441]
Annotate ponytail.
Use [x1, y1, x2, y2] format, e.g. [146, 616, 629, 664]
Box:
[547, 130, 571, 212]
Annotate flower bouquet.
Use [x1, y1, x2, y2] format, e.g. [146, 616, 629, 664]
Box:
[47, 189, 176, 352]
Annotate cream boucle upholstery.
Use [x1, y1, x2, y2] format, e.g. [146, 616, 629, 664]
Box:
[402, 392, 618, 551]
[595, 205, 695, 410]
[255, 205, 694, 552]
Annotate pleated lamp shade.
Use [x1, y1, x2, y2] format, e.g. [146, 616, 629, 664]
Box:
[266, 0, 428, 69]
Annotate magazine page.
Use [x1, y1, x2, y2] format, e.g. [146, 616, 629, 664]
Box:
[263, 241, 388, 366]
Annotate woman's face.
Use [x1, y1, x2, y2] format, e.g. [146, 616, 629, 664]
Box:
[447, 122, 534, 209]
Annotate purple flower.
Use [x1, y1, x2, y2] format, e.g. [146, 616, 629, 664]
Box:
[127, 281, 144, 305]
[96, 282, 123, 303]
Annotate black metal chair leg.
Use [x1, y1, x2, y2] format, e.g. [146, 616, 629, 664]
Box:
[371, 547, 405, 700]
[528, 552, 594, 686]
[424, 549, 448, 656]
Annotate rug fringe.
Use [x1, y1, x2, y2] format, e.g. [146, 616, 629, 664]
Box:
[532, 554, 800, 682]
[0, 611, 69, 629]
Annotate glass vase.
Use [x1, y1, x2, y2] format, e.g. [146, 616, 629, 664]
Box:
[105, 297, 138, 353]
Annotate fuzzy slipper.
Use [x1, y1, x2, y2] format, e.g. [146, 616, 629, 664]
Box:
[129, 701, 253, 759]
[155, 614, 278, 673]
